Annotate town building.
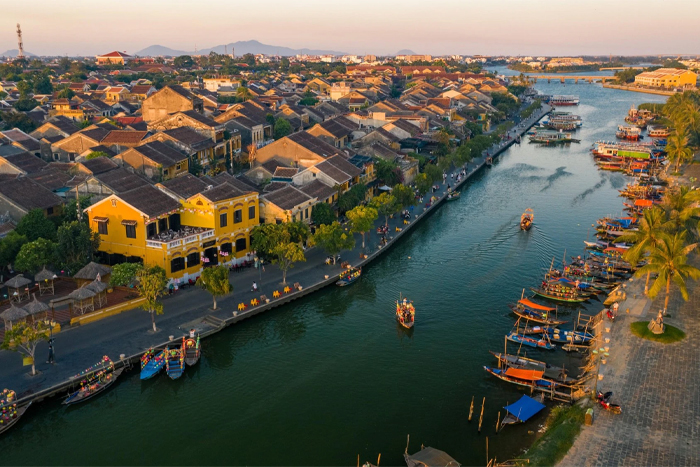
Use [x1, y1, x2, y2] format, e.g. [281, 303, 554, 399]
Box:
[96, 51, 132, 66]
[634, 68, 697, 89]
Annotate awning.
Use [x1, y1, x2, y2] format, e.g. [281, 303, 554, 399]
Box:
[504, 368, 544, 381]
[93, 217, 109, 222]
[503, 395, 546, 422]
[378, 185, 393, 191]
[518, 298, 555, 312]
[634, 199, 653, 207]
[121, 220, 137, 226]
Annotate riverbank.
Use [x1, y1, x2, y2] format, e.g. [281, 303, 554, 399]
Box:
[602, 83, 677, 96]
[0, 105, 553, 411]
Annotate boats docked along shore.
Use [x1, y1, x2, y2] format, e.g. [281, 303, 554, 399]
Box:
[336, 266, 361, 286]
[0, 389, 31, 436]
[63, 356, 123, 405]
[529, 130, 580, 144]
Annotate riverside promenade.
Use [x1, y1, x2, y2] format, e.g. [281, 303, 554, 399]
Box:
[0, 104, 552, 408]
[560, 267, 700, 465]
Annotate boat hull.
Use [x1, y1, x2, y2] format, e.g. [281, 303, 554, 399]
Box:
[63, 368, 124, 405]
[0, 402, 31, 436]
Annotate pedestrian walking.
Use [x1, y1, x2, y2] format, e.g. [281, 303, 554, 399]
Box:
[46, 338, 55, 364]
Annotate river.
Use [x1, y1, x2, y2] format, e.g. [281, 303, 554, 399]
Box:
[0, 80, 667, 466]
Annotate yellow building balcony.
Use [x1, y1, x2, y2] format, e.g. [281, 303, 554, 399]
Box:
[145, 227, 215, 251]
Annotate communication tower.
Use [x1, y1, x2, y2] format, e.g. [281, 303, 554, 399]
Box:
[16, 23, 24, 59]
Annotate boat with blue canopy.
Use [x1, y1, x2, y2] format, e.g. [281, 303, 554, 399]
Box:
[506, 330, 555, 350]
[500, 395, 546, 429]
[336, 267, 361, 286]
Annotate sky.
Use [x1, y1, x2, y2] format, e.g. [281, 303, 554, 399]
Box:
[2, 0, 700, 57]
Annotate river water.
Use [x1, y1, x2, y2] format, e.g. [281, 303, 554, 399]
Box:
[0, 80, 666, 466]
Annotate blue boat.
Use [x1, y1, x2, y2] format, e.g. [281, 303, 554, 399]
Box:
[505, 331, 555, 350]
[543, 327, 594, 345]
[165, 343, 185, 380]
[500, 395, 546, 429]
[140, 350, 166, 380]
[336, 267, 361, 286]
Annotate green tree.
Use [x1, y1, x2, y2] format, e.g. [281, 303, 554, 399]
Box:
[235, 86, 253, 102]
[286, 221, 311, 245]
[392, 183, 416, 208]
[14, 238, 56, 273]
[455, 143, 473, 165]
[57, 88, 75, 99]
[347, 205, 378, 249]
[85, 151, 110, 160]
[109, 262, 143, 287]
[173, 55, 194, 68]
[375, 159, 401, 186]
[337, 183, 367, 214]
[280, 57, 290, 71]
[56, 221, 100, 273]
[13, 98, 39, 112]
[251, 223, 289, 258]
[423, 163, 442, 184]
[312, 221, 355, 263]
[33, 75, 53, 94]
[0, 112, 36, 132]
[618, 207, 671, 294]
[665, 125, 694, 174]
[62, 195, 92, 224]
[197, 265, 232, 310]
[1, 320, 51, 376]
[15, 80, 31, 98]
[636, 231, 700, 313]
[241, 53, 256, 66]
[415, 173, 431, 196]
[310, 202, 336, 226]
[136, 265, 168, 332]
[299, 90, 318, 106]
[370, 192, 400, 226]
[274, 118, 292, 139]
[16, 209, 56, 241]
[271, 241, 306, 285]
[661, 185, 700, 234]
[0, 231, 27, 272]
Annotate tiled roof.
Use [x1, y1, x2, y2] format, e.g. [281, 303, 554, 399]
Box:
[94, 167, 150, 194]
[27, 168, 72, 191]
[181, 110, 220, 128]
[198, 183, 245, 203]
[1, 151, 48, 174]
[133, 141, 187, 166]
[163, 127, 213, 148]
[118, 184, 181, 218]
[298, 179, 335, 200]
[81, 157, 118, 175]
[263, 185, 311, 210]
[80, 128, 111, 143]
[0, 174, 63, 211]
[97, 51, 132, 58]
[102, 130, 149, 146]
[160, 173, 209, 199]
[287, 131, 345, 158]
[273, 167, 299, 178]
[208, 172, 259, 194]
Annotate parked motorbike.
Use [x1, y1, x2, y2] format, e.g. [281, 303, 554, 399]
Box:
[606, 308, 617, 322]
[596, 391, 622, 414]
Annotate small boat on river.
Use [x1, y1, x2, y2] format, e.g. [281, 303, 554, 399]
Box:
[64, 357, 123, 405]
[165, 343, 185, 380]
[542, 327, 594, 345]
[184, 335, 201, 366]
[336, 267, 361, 286]
[446, 191, 461, 201]
[648, 126, 670, 138]
[0, 389, 31, 436]
[530, 285, 590, 303]
[506, 330, 555, 350]
[396, 297, 415, 329]
[508, 298, 567, 325]
[500, 395, 546, 430]
[520, 208, 534, 230]
[529, 130, 580, 144]
[489, 351, 579, 384]
[140, 349, 166, 380]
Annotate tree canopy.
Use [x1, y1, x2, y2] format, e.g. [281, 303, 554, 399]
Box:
[310, 202, 336, 226]
[198, 265, 232, 309]
[16, 209, 56, 242]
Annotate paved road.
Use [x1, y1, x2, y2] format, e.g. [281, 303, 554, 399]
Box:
[560, 276, 700, 465]
[0, 104, 551, 402]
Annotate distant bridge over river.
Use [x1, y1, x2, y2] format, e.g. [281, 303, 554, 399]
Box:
[530, 75, 615, 84]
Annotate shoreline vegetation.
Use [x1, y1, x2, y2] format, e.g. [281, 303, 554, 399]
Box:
[518, 404, 587, 466]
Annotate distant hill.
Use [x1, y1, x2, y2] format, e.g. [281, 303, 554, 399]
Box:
[132, 44, 189, 57]
[0, 49, 37, 58]
[135, 40, 346, 57]
[395, 49, 417, 56]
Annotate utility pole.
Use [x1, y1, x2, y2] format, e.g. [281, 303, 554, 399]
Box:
[16, 23, 24, 59]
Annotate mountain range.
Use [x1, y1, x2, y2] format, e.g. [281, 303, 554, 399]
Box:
[134, 40, 346, 57]
[0, 49, 37, 58]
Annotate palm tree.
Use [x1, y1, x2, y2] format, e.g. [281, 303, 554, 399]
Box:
[665, 124, 693, 174]
[635, 231, 700, 313]
[618, 207, 671, 294]
[236, 86, 253, 102]
[661, 185, 700, 235]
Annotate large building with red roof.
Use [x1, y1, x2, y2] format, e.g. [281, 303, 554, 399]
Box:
[96, 51, 132, 65]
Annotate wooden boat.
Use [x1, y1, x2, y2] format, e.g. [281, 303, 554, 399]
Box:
[489, 351, 579, 384]
[63, 357, 123, 405]
[396, 297, 415, 329]
[505, 331, 555, 350]
[140, 350, 166, 380]
[184, 336, 201, 366]
[520, 208, 534, 231]
[165, 343, 185, 380]
[336, 267, 361, 286]
[405, 446, 460, 467]
[485, 156, 493, 166]
[0, 389, 31, 436]
[530, 287, 589, 303]
[446, 191, 461, 201]
[648, 126, 669, 138]
[500, 395, 546, 430]
[508, 298, 567, 326]
[542, 327, 594, 345]
[483, 366, 559, 390]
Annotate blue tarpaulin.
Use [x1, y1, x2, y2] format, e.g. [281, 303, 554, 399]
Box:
[503, 395, 546, 422]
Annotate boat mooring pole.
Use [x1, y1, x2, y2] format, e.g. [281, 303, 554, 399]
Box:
[469, 396, 474, 421]
[486, 436, 489, 465]
[377, 454, 381, 467]
[357, 454, 359, 467]
[478, 397, 485, 433]
[495, 411, 500, 433]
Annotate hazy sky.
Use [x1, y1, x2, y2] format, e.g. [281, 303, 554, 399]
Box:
[2, 0, 700, 56]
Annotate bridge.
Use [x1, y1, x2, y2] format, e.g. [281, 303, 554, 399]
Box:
[530, 75, 614, 84]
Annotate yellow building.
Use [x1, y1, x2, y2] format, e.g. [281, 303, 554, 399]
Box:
[634, 68, 697, 89]
[85, 180, 259, 282]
